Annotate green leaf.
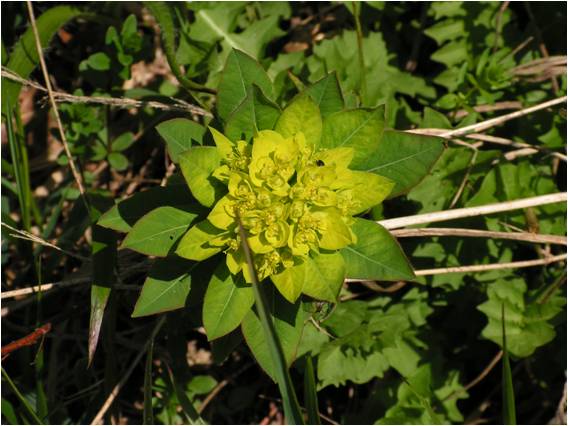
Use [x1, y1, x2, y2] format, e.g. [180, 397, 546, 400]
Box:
[341, 218, 415, 281]
[305, 72, 345, 119]
[156, 118, 206, 163]
[97, 179, 197, 233]
[275, 93, 323, 148]
[203, 264, 254, 340]
[303, 355, 321, 425]
[302, 253, 346, 303]
[132, 257, 194, 317]
[501, 304, 517, 425]
[305, 253, 346, 301]
[112, 132, 136, 152]
[217, 49, 274, 122]
[271, 263, 306, 304]
[320, 106, 385, 170]
[85, 52, 111, 71]
[179, 146, 226, 207]
[225, 85, 281, 141]
[477, 276, 565, 357]
[108, 152, 129, 171]
[89, 195, 117, 366]
[241, 287, 306, 381]
[121, 207, 198, 257]
[363, 130, 445, 198]
[317, 327, 390, 389]
[2, 5, 84, 116]
[175, 220, 225, 261]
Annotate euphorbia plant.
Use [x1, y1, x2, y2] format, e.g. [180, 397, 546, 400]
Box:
[175, 118, 394, 303]
[98, 48, 444, 387]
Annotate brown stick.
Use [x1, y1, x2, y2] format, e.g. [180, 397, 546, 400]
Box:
[391, 227, 567, 245]
[444, 351, 504, 401]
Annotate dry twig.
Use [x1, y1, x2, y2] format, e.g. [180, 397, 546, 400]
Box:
[1, 67, 211, 117]
[412, 253, 566, 276]
[378, 192, 567, 230]
[444, 351, 504, 402]
[407, 95, 567, 139]
[391, 227, 567, 245]
[466, 133, 567, 162]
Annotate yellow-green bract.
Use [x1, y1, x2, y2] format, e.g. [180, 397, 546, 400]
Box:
[176, 126, 394, 303]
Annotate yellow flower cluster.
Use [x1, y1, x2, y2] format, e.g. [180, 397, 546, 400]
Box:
[202, 128, 386, 282]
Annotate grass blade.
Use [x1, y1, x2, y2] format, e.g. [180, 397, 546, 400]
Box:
[2, 367, 44, 425]
[237, 216, 304, 424]
[143, 339, 154, 425]
[502, 303, 517, 425]
[5, 100, 32, 231]
[303, 355, 320, 425]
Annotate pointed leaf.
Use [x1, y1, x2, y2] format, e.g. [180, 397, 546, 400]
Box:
[275, 93, 322, 148]
[156, 118, 206, 163]
[305, 72, 344, 118]
[271, 263, 306, 303]
[217, 49, 274, 122]
[320, 106, 385, 170]
[176, 220, 226, 261]
[203, 264, 254, 340]
[97, 179, 197, 233]
[225, 85, 281, 141]
[341, 218, 415, 281]
[179, 146, 226, 207]
[302, 252, 346, 302]
[132, 257, 194, 317]
[363, 130, 445, 198]
[89, 196, 117, 366]
[121, 207, 198, 257]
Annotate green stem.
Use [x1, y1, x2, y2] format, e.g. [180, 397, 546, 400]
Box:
[2, 367, 44, 425]
[237, 217, 304, 425]
[352, 2, 367, 103]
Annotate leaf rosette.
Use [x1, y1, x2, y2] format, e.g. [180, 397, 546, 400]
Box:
[175, 96, 395, 303]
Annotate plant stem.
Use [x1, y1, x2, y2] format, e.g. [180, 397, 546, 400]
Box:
[352, 2, 367, 103]
[237, 217, 304, 425]
[2, 367, 44, 424]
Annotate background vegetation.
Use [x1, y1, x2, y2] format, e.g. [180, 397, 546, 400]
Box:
[1, 1, 566, 424]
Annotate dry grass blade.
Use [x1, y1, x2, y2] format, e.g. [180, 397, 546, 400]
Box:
[1, 67, 212, 116]
[1, 221, 89, 260]
[391, 227, 567, 245]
